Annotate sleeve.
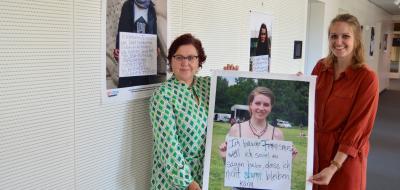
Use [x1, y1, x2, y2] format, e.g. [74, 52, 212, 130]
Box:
[337, 71, 379, 158]
[152, 5, 157, 35]
[149, 89, 193, 188]
[115, 1, 131, 49]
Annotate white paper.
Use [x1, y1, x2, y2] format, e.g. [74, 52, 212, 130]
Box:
[251, 55, 269, 72]
[119, 32, 157, 77]
[224, 137, 292, 190]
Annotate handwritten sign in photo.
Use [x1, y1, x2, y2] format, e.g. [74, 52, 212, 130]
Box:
[225, 137, 293, 190]
[119, 32, 157, 77]
[251, 55, 269, 72]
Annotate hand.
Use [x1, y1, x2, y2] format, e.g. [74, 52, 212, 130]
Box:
[219, 142, 227, 159]
[308, 165, 337, 185]
[188, 181, 201, 190]
[292, 145, 298, 159]
[113, 48, 120, 62]
[223, 64, 239, 70]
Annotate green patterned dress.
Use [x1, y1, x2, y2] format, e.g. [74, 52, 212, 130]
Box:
[149, 76, 210, 190]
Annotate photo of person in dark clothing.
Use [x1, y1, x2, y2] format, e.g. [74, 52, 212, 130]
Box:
[113, 0, 165, 88]
[255, 23, 271, 57]
[248, 12, 273, 73]
[105, 0, 167, 91]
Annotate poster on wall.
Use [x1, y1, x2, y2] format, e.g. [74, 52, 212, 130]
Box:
[383, 33, 388, 52]
[203, 71, 315, 190]
[249, 11, 273, 72]
[369, 27, 375, 56]
[102, 0, 167, 102]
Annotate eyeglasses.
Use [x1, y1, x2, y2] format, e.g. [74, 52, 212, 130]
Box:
[172, 55, 199, 63]
[261, 32, 267, 35]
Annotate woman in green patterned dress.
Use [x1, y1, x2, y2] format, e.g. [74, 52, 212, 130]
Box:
[150, 33, 237, 190]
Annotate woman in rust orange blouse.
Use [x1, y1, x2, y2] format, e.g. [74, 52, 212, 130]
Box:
[308, 14, 379, 190]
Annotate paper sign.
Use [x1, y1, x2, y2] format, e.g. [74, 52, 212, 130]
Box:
[224, 137, 292, 190]
[119, 32, 157, 77]
[251, 55, 269, 72]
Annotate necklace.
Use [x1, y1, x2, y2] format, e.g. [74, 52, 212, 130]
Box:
[249, 120, 268, 139]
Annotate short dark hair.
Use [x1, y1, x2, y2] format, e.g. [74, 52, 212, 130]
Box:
[167, 33, 207, 72]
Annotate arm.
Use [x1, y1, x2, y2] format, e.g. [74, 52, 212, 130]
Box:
[219, 123, 240, 160]
[336, 71, 378, 158]
[309, 152, 348, 185]
[114, 1, 131, 61]
[273, 127, 284, 140]
[149, 90, 194, 188]
[115, 1, 131, 49]
[272, 127, 298, 159]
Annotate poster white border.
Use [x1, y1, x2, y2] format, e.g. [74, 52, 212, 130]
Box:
[101, 0, 167, 103]
[202, 70, 315, 190]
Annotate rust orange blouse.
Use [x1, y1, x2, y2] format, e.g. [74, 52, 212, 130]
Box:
[311, 59, 379, 190]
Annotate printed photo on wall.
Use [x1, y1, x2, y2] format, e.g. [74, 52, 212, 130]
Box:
[202, 71, 316, 190]
[249, 11, 273, 72]
[369, 27, 375, 56]
[102, 0, 167, 101]
[383, 33, 388, 52]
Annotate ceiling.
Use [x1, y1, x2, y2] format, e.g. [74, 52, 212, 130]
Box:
[368, 0, 400, 15]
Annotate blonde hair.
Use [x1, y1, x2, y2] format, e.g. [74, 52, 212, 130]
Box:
[325, 14, 365, 68]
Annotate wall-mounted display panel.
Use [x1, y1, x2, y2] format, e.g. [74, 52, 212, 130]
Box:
[102, 0, 167, 102]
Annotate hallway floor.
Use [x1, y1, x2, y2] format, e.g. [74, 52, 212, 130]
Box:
[367, 90, 400, 190]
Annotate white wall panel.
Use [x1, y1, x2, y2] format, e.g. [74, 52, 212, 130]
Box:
[181, 0, 245, 74]
[167, 0, 182, 44]
[74, 0, 153, 189]
[175, 0, 308, 76]
[270, 0, 308, 73]
[0, 0, 75, 189]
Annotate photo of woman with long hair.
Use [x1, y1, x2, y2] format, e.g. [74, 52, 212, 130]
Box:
[255, 24, 271, 57]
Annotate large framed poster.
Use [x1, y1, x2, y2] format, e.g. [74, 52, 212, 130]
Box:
[102, 0, 167, 102]
[203, 70, 316, 190]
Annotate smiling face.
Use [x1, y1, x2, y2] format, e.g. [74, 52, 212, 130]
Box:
[249, 93, 272, 121]
[329, 21, 355, 62]
[171, 44, 199, 85]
